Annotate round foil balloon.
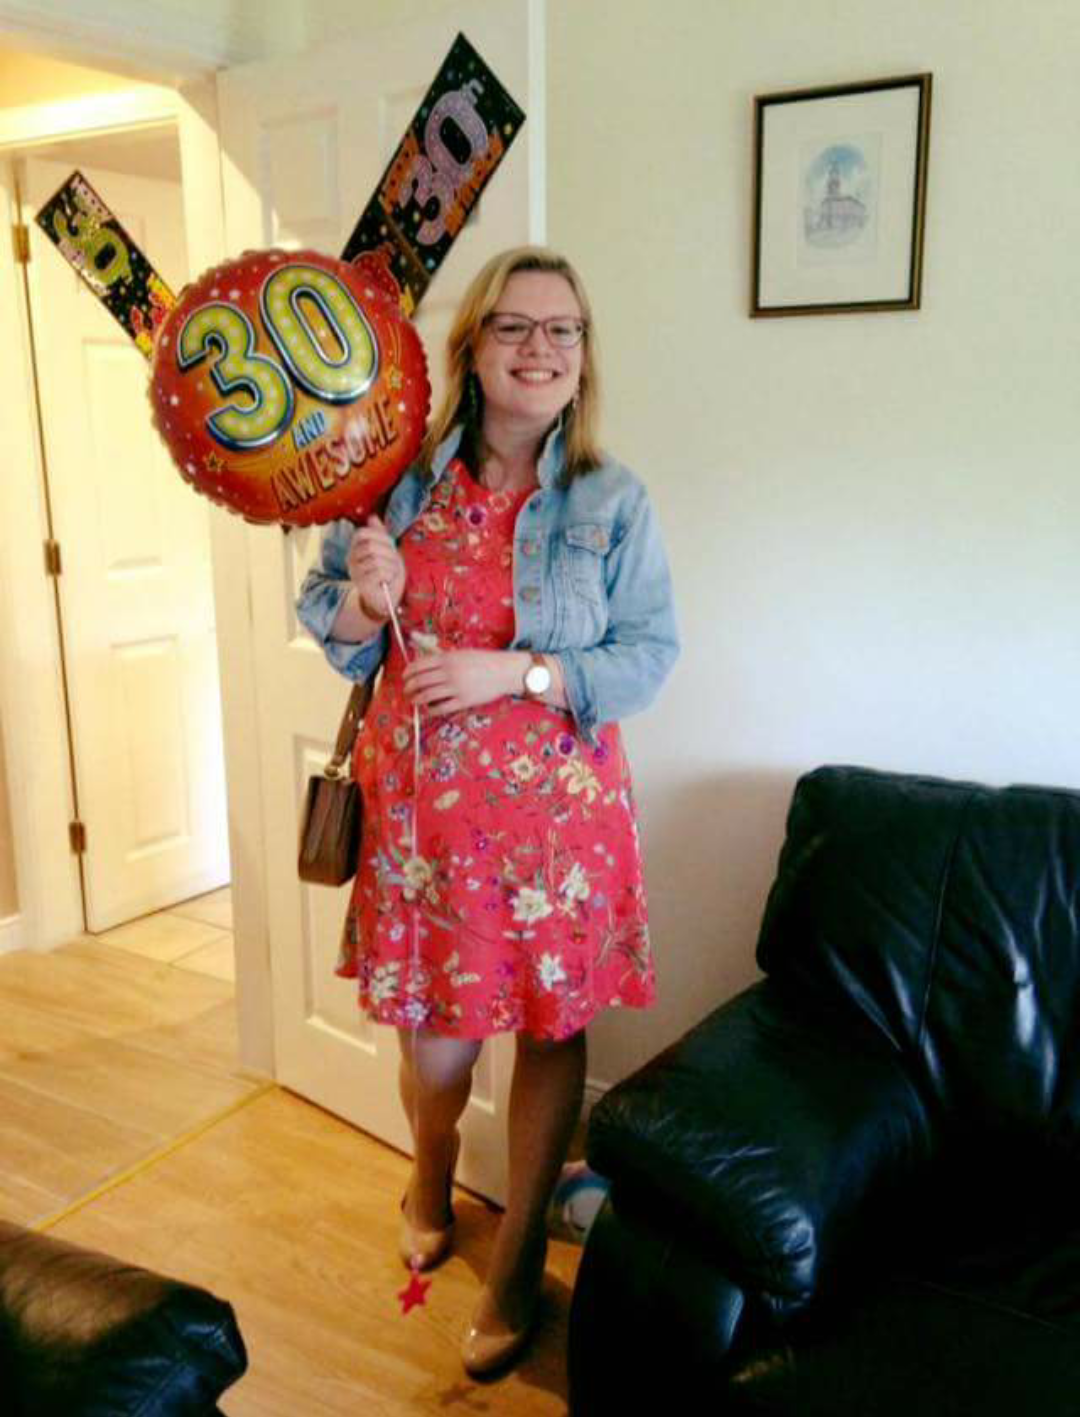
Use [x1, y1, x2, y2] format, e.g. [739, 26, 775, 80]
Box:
[149, 249, 429, 526]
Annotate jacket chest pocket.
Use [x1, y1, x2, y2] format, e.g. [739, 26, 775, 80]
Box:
[561, 522, 611, 606]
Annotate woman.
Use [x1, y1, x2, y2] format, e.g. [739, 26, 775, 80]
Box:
[296, 246, 678, 1377]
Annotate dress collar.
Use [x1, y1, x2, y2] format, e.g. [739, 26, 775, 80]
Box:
[427, 421, 567, 492]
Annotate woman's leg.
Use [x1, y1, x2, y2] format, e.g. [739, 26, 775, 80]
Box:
[397, 1027, 482, 1229]
[475, 1028, 587, 1330]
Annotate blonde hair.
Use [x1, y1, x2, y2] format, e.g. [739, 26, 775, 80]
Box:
[420, 246, 602, 481]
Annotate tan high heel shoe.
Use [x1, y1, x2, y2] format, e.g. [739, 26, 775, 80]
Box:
[461, 1237, 547, 1378]
[461, 1298, 539, 1378]
[398, 1130, 461, 1272]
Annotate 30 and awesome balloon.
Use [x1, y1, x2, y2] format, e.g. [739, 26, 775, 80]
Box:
[148, 249, 429, 526]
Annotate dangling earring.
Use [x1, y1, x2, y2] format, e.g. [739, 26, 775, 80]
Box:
[462, 371, 485, 480]
[465, 371, 481, 426]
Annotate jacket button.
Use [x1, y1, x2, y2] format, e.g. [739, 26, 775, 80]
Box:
[520, 586, 540, 603]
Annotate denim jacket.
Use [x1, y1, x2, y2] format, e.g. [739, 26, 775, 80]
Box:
[295, 423, 679, 746]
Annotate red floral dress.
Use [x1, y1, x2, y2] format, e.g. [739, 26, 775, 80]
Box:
[338, 458, 656, 1041]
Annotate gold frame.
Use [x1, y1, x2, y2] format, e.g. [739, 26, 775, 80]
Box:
[751, 73, 932, 318]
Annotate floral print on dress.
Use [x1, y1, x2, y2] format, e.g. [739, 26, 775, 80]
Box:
[338, 459, 655, 1041]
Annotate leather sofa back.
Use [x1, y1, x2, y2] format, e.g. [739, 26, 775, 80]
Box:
[757, 766, 1080, 1139]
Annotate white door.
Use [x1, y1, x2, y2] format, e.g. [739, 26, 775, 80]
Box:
[215, 0, 539, 1203]
[23, 156, 230, 932]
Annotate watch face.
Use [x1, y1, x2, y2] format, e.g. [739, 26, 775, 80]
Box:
[525, 662, 551, 694]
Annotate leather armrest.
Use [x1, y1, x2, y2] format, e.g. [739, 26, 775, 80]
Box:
[569, 1194, 746, 1413]
[586, 980, 936, 1322]
[0, 1221, 247, 1415]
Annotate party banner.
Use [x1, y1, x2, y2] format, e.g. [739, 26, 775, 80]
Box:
[34, 171, 175, 358]
[340, 31, 526, 312]
[31, 30, 526, 525]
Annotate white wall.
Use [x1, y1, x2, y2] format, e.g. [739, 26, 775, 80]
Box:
[0, 47, 160, 103]
[547, 0, 1080, 1069]
[303, 0, 462, 46]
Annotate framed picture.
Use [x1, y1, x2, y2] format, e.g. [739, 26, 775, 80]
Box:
[751, 73, 932, 317]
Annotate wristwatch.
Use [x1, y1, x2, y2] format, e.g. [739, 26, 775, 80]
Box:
[522, 653, 552, 700]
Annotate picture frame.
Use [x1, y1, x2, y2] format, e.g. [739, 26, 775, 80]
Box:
[751, 73, 932, 317]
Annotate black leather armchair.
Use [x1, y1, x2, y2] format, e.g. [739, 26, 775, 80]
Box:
[0, 1220, 247, 1415]
[569, 765, 1080, 1415]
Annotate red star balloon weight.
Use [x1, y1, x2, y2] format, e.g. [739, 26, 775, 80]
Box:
[148, 249, 430, 526]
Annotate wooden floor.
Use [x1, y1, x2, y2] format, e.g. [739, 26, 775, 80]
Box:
[0, 888, 247, 1226]
[0, 891, 582, 1413]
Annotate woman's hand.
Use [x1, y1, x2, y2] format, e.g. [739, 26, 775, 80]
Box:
[402, 649, 520, 715]
[347, 514, 406, 621]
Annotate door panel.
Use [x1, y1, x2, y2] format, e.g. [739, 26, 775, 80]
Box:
[216, 1, 537, 1202]
[23, 156, 230, 931]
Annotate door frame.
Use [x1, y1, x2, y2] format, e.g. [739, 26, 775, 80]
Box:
[0, 72, 276, 1077]
[0, 82, 185, 959]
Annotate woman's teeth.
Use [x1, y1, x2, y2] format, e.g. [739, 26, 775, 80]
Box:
[513, 370, 556, 382]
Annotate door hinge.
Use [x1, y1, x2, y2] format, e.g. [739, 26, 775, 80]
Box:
[13, 223, 30, 265]
[69, 820, 87, 855]
[44, 540, 62, 577]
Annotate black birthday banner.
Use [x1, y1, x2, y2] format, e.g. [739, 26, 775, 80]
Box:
[341, 32, 526, 311]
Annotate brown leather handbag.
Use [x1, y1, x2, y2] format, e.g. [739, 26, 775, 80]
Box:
[297, 676, 374, 886]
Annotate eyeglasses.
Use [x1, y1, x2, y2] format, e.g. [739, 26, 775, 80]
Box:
[483, 312, 587, 348]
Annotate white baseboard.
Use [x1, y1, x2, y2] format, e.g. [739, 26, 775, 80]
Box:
[0, 914, 25, 956]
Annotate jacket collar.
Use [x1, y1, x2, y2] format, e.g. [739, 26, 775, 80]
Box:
[428, 421, 567, 491]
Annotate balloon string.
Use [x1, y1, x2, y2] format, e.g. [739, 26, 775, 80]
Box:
[379, 581, 418, 865]
[381, 580, 428, 1293]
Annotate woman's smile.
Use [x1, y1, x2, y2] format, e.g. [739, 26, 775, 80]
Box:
[511, 368, 559, 383]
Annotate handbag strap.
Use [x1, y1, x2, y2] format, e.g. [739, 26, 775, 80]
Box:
[324, 675, 374, 779]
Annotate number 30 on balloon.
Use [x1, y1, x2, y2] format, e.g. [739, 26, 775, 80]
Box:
[177, 264, 377, 452]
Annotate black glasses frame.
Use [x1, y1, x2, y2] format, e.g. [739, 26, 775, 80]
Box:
[482, 312, 588, 348]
